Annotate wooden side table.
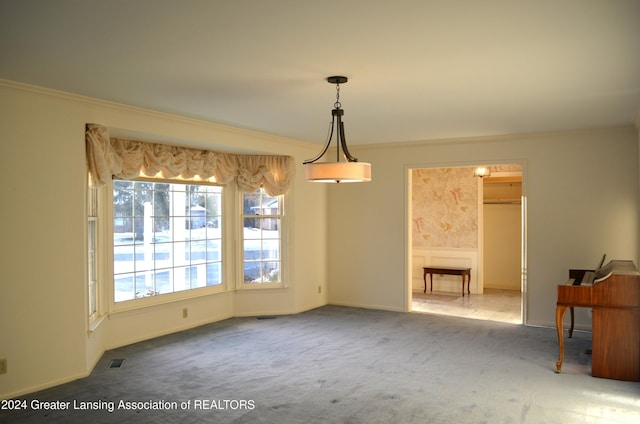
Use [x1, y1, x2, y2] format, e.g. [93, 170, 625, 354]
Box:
[423, 266, 472, 297]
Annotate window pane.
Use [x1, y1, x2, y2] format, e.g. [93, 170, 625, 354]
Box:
[243, 261, 262, 283]
[173, 241, 188, 267]
[190, 240, 206, 264]
[115, 273, 136, 302]
[262, 238, 280, 260]
[243, 192, 260, 215]
[263, 261, 280, 282]
[136, 273, 154, 297]
[171, 217, 189, 241]
[244, 239, 261, 260]
[206, 263, 222, 286]
[155, 269, 171, 294]
[88, 197, 97, 317]
[114, 245, 134, 274]
[88, 281, 97, 316]
[154, 242, 171, 269]
[206, 216, 220, 231]
[114, 217, 134, 242]
[242, 188, 283, 285]
[173, 265, 189, 292]
[207, 240, 221, 262]
[244, 216, 258, 231]
[189, 264, 209, 288]
[113, 180, 224, 302]
[135, 244, 153, 272]
[262, 193, 280, 214]
[113, 183, 133, 219]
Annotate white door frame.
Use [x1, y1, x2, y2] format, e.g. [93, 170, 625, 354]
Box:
[404, 160, 528, 324]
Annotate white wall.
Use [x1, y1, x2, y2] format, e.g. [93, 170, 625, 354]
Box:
[327, 128, 639, 328]
[0, 81, 328, 398]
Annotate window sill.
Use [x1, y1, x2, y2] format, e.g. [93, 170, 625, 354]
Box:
[109, 285, 229, 316]
[88, 314, 107, 334]
[238, 282, 286, 290]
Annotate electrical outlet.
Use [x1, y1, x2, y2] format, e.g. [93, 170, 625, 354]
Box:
[0, 358, 7, 375]
[318, 285, 322, 294]
[182, 308, 188, 319]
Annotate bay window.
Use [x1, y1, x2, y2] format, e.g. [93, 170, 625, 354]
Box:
[85, 124, 294, 315]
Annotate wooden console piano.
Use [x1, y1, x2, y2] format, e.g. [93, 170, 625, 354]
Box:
[555, 259, 640, 381]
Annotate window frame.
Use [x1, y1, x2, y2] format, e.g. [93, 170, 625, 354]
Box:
[87, 183, 110, 330]
[87, 185, 99, 322]
[89, 178, 288, 318]
[107, 178, 229, 313]
[239, 188, 286, 290]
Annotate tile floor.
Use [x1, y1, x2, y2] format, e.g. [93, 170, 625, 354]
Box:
[412, 288, 522, 324]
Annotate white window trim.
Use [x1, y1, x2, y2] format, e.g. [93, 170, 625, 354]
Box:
[106, 179, 229, 314]
[89, 179, 290, 319]
[87, 184, 109, 332]
[237, 189, 287, 290]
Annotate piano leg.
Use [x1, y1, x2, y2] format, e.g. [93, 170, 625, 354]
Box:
[556, 305, 569, 373]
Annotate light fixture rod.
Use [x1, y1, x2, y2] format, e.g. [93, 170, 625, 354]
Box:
[303, 76, 359, 165]
[303, 118, 335, 164]
[335, 108, 342, 162]
[338, 113, 357, 162]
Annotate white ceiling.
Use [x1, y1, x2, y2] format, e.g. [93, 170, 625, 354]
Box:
[1, 0, 639, 145]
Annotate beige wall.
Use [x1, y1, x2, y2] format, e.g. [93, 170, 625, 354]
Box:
[0, 81, 328, 398]
[327, 128, 639, 329]
[483, 203, 521, 290]
[1, 79, 638, 399]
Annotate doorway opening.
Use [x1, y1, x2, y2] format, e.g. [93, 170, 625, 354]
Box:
[408, 164, 525, 324]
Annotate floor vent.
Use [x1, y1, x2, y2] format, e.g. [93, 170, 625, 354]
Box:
[108, 359, 125, 369]
[256, 316, 276, 320]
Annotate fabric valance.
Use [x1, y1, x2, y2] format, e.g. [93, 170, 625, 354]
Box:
[85, 124, 295, 196]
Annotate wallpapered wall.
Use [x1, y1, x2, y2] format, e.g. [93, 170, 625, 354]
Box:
[412, 167, 478, 249]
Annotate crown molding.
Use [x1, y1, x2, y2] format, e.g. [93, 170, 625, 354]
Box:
[356, 125, 637, 151]
[0, 78, 316, 151]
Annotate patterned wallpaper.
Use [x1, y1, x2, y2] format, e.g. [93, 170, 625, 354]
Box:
[412, 167, 478, 249]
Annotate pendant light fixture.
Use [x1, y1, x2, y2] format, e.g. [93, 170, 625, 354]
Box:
[304, 76, 371, 183]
